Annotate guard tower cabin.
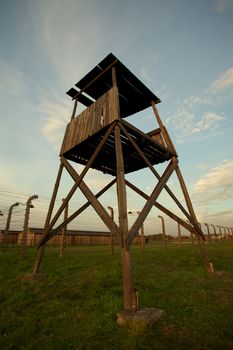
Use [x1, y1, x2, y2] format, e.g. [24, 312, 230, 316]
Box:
[60, 53, 175, 175]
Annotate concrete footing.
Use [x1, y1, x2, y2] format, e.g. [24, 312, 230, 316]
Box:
[116, 307, 165, 327]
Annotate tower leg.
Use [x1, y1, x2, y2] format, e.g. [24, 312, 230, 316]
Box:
[175, 166, 213, 273]
[114, 123, 135, 311]
[121, 247, 136, 311]
[33, 246, 45, 274]
[32, 163, 64, 274]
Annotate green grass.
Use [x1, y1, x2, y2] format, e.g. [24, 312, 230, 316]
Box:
[0, 241, 233, 350]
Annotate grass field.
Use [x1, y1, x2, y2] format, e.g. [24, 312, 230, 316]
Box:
[0, 241, 232, 350]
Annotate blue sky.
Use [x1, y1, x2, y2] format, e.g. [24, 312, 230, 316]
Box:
[0, 0, 232, 236]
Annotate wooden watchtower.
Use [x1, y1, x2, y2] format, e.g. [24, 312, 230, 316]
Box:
[32, 53, 212, 311]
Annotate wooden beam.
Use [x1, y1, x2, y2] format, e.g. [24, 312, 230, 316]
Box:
[126, 158, 177, 247]
[112, 66, 117, 87]
[125, 179, 197, 235]
[33, 162, 64, 273]
[114, 123, 135, 311]
[71, 98, 78, 120]
[151, 101, 177, 155]
[126, 178, 212, 272]
[175, 166, 204, 239]
[62, 158, 122, 240]
[59, 199, 68, 257]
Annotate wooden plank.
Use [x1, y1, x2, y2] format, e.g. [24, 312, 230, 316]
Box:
[126, 158, 177, 247]
[112, 66, 117, 87]
[60, 123, 70, 155]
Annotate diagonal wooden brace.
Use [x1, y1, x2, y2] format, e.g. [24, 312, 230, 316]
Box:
[39, 179, 116, 247]
[125, 180, 198, 236]
[126, 157, 178, 247]
[62, 158, 122, 240]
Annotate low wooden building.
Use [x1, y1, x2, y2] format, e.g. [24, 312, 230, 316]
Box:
[1, 228, 144, 246]
[0, 230, 20, 244]
[23, 228, 144, 246]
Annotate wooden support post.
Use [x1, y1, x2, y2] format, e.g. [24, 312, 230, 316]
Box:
[33, 163, 63, 274]
[204, 223, 211, 242]
[158, 215, 167, 250]
[175, 166, 213, 272]
[71, 98, 78, 120]
[140, 223, 145, 251]
[177, 222, 182, 246]
[2, 202, 19, 253]
[20, 195, 38, 259]
[210, 224, 218, 241]
[186, 221, 195, 246]
[112, 67, 117, 88]
[60, 199, 68, 257]
[151, 101, 177, 155]
[107, 206, 114, 255]
[217, 225, 223, 240]
[114, 123, 135, 311]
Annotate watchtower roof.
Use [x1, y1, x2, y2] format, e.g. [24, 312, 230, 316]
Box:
[66, 53, 160, 118]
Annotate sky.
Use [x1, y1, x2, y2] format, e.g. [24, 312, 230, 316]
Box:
[0, 0, 233, 237]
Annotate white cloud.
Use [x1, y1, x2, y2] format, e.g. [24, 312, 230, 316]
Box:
[210, 67, 233, 93]
[189, 112, 225, 134]
[167, 107, 224, 141]
[165, 66, 233, 141]
[213, 0, 233, 13]
[40, 99, 71, 150]
[192, 159, 233, 205]
[84, 170, 113, 190]
[28, 0, 102, 85]
[196, 162, 209, 170]
[0, 60, 27, 96]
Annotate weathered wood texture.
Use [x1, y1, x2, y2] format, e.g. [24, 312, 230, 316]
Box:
[60, 87, 119, 156]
